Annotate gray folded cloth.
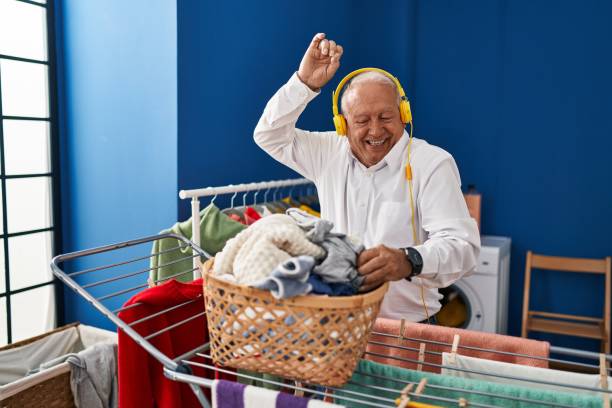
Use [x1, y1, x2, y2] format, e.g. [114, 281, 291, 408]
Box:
[251, 255, 315, 299]
[66, 343, 117, 408]
[286, 208, 365, 289]
[286, 207, 334, 243]
[313, 235, 364, 289]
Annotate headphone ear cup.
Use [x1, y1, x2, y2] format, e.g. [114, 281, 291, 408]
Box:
[399, 100, 412, 124]
[333, 114, 347, 136]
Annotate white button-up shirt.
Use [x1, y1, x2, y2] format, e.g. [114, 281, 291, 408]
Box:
[254, 73, 480, 321]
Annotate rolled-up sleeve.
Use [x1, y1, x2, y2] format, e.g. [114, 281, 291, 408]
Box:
[413, 156, 481, 288]
[254, 73, 337, 183]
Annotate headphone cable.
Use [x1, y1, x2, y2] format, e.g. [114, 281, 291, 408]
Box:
[407, 121, 431, 323]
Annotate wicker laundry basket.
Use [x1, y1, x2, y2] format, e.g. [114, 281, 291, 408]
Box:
[0, 322, 117, 408]
[0, 323, 78, 408]
[202, 268, 388, 387]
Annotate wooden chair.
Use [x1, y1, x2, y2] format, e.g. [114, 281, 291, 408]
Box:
[521, 251, 612, 353]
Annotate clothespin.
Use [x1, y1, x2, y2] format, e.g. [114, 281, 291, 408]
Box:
[414, 378, 428, 397]
[600, 353, 610, 408]
[458, 397, 469, 407]
[396, 397, 410, 408]
[417, 343, 426, 372]
[322, 387, 334, 403]
[448, 334, 460, 365]
[395, 383, 414, 408]
[398, 318, 406, 343]
[294, 381, 304, 397]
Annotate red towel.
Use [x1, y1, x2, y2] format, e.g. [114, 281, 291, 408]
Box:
[365, 318, 550, 373]
[244, 207, 262, 225]
[118, 278, 228, 407]
[225, 207, 262, 225]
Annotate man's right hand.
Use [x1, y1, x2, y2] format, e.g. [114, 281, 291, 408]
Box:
[297, 33, 344, 91]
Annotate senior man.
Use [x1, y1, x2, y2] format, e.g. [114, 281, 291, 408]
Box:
[254, 33, 480, 322]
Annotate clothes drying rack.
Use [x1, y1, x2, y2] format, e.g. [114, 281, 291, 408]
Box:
[50, 178, 612, 408]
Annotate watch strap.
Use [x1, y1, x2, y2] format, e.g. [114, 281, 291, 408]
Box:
[403, 247, 423, 281]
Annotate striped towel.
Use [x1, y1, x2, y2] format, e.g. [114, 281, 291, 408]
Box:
[211, 379, 344, 408]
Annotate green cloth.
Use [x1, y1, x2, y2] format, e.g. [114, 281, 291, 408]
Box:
[336, 359, 602, 408]
[149, 203, 246, 283]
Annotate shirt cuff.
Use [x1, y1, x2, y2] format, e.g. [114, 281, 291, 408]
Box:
[287, 72, 320, 103]
[412, 244, 439, 279]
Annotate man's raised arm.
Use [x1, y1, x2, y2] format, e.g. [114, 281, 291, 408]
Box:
[253, 33, 344, 182]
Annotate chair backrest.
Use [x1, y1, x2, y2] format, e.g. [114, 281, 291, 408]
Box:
[530, 253, 609, 274]
[521, 251, 612, 337]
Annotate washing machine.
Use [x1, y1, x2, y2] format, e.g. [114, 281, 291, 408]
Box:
[437, 236, 511, 334]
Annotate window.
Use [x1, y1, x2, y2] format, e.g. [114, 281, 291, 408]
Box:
[0, 0, 59, 345]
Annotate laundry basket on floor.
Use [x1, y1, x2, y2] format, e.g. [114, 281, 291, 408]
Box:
[202, 269, 388, 387]
[0, 323, 117, 408]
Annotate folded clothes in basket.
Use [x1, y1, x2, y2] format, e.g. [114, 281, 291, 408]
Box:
[286, 208, 364, 289]
[214, 214, 326, 284]
[251, 255, 315, 298]
[250, 255, 359, 299]
[213, 209, 364, 299]
[211, 379, 343, 408]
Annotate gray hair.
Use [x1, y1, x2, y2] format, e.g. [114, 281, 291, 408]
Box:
[340, 71, 401, 115]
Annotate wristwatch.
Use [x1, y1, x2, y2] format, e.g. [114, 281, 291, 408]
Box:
[402, 247, 423, 281]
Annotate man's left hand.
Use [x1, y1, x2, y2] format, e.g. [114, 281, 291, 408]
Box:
[357, 245, 412, 292]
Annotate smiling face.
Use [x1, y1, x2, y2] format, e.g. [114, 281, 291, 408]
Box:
[343, 80, 406, 167]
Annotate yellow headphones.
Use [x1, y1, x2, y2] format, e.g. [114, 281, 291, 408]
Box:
[332, 67, 412, 136]
[332, 67, 431, 322]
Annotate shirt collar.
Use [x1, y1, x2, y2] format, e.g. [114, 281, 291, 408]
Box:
[384, 130, 410, 172]
[348, 129, 410, 173]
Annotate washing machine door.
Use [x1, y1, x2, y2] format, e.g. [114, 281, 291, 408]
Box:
[436, 280, 485, 332]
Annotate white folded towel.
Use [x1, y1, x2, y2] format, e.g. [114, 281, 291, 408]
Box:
[213, 214, 325, 284]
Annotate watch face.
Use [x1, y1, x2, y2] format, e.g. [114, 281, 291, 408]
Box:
[406, 247, 423, 275]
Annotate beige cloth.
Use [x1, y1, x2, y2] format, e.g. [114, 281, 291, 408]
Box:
[213, 214, 325, 284]
[442, 352, 611, 395]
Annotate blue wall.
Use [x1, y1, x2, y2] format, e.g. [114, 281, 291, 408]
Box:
[414, 1, 612, 347]
[56, 0, 177, 329]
